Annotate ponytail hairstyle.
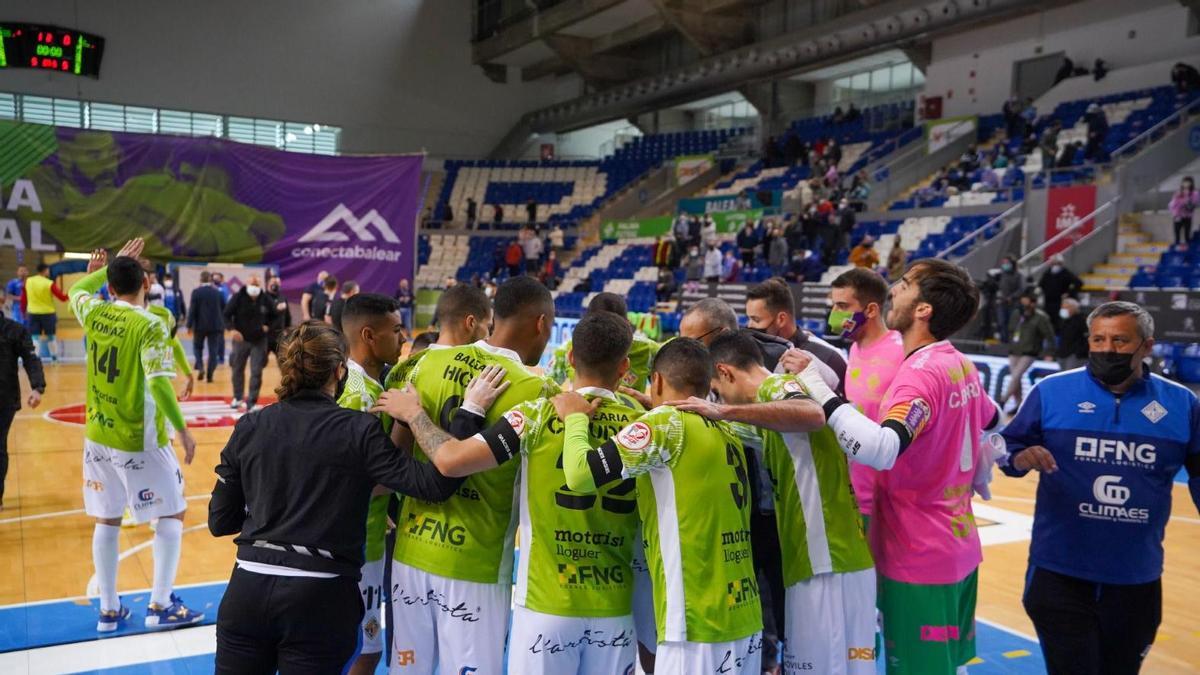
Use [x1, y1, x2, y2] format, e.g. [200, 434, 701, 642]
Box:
[275, 320, 347, 400]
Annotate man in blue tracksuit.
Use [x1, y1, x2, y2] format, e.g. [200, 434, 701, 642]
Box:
[1001, 301, 1200, 675]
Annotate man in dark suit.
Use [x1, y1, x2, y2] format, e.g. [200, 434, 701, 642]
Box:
[187, 271, 226, 382]
[0, 310, 44, 510]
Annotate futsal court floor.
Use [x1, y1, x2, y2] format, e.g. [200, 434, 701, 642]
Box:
[1, 354, 1197, 674]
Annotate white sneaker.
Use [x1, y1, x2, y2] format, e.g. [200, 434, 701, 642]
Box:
[229, 399, 242, 409]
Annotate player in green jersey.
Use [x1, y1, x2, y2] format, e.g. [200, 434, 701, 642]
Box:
[548, 293, 659, 392]
[69, 240, 203, 633]
[383, 284, 492, 438]
[376, 311, 642, 674]
[378, 276, 558, 675]
[554, 338, 764, 674]
[685, 331, 875, 674]
[336, 294, 407, 675]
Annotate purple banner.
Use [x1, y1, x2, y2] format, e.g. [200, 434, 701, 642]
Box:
[0, 120, 421, 298]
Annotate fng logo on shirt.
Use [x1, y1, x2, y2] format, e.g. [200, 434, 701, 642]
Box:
[1074, 437, 1156, 466]
[405, 513, 467, 545]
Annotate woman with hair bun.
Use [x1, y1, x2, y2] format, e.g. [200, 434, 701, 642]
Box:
[208, 320, 462, 673]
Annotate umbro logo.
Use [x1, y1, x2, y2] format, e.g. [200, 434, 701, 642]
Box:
[1077, 401, 1096, 414]
[299, 203, 400, 244]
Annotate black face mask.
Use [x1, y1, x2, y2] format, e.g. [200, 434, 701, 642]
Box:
[1087, 346, 1140, 386]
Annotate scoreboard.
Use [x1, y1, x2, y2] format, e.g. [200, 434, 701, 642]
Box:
[0, 23, 104, 77]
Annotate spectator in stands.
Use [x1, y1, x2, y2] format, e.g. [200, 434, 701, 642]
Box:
[887, 237, 907, 280]
[673, 213, 690, 245]
[992, 147, 1011, 169]
[1000, 290, 1055, 412]
[655, 267, 677, 303]
[798, 179, 816, 212]
[539, 250, 562, 290]
[737, 221, 759, 267]
[329, 281, 359, 332]
[504, 239, 523, 277]
[1055, 297, 1088, 371]
[786, 249, 823, 283]
[492, 203, 503, 227]
[1038, 255, 1083, 330]
[525, 198, 537, 226]
[818, 206, 840, 266]
[653, 235, 673, 268]
[548, 223, 565, 254]
[721, 250, 741, 282]
[784, 134, 803, 166]
[684, 246, 704, 292]
[1093, 58, 1108, 81]
[1054, 56, 1075, 85]
[520, 227, 543, 273]
[394, 278, 414, 334]
[996, 256, 1023, 343]
[960, 144, 981, 173]
[848, 235, 879, 269]
[832, 106, 845, 125]
[466, 198, 477, 230]
[701, 216, 718, 246]
[736, 191, 752, 211]
[1169, 176, 1198, 245]
[1021, 98, 1037, 136]
[1057, 140, 1082, 167]
[1003, 97, 1021, 139]
[1020, 131, 1039, 156]
[846, 103, 862, 123]
[1040, 120, 1062, 170]
[1171, 61, 1200, 94]
[836, 197, 856, 253]
[813, 137, 827, 160]
[704, 243, 723, 283]
[688, 215, 703, 251]
[440, 203, 454, 223]
[826, 138, 843, 168]
[1084, 103, 1109, 162]
[824, 161, 840, 188]
[768, 226, 789, 277]
[848, 171, 870, 210]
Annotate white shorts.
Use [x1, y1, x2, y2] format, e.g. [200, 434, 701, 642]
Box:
[631, 542, 657, 655]
[358, 558, 386, 655]
[656, 632, 763, 674]
[508, 604, 636, 675]
[782, 568, 876, 675]
[388, 561, 510, 675]
[82, 440, 186, 524]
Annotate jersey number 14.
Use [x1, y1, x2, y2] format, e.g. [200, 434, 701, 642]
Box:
[90, 343, 122, 384]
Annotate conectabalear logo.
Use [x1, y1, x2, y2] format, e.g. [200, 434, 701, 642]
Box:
[291, 204, 404, 262]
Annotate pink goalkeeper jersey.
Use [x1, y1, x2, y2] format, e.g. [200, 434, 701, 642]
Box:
[871, 341, 992, 585]
[845, 330, 905, 516]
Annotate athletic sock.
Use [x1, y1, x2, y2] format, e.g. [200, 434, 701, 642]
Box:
[151, 517, 183, 607]
[92, 524, 121, 612]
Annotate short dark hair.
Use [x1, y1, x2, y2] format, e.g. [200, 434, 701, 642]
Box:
[342, 292, 399, 327]
[411, 331, 439, 353]
[708, 330, 765, 371]
[572, 311, 633, 378]
[36, 263, 49, 273]
[494, 275, 552, 320]
[908, 258, 980, 340]
[587, 292, 627, 317]
[342, 281, 359, 296]
[436, 284, 491, 325]
[831, 267, 888, 307]
[199, 270, 211, 283]
[746, 277, 795, 317]
[652, 337, 713, 397]
[322, 276, 338, 291]
[106, 256, 145, 295]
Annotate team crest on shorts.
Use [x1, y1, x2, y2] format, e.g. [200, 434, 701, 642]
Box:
[504, 409, 526, 435]
[363, 616, 381, 640]
[617, 422, 652, 450]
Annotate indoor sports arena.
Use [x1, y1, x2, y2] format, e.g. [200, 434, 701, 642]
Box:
[1, 1, 1198, 674]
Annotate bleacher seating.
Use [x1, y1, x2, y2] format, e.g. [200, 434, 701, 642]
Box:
[1129, 240, 1200, 289]
[434, 128, 748, 230]
[414, 232, 578, 288]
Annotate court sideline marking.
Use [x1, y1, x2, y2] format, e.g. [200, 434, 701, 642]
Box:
[0, 494, 211, 526]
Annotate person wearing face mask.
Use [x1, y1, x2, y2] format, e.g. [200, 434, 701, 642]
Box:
[994, 257, 1022, 343]
[1038, 256, 1082, 332]
[999, 291, 1055, 413]
[264, 278, 292, 359]
[161, 273, 186, 325]
[1000, 301, 1200, 675]
[209, 320, 463, 673]
[1168, 175, 1198, 245]
[223, 274, 278, 412]
[1055, 298, 1088, 371]
[849, 235, 880, 269]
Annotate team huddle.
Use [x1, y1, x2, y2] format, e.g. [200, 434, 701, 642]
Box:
[73, 237, 1001, 675]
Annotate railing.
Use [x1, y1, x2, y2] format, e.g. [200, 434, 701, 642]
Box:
[936, 201, 1025, 259]
[1110, 95, 1200, 160]
[1017, 197, 1119, 270]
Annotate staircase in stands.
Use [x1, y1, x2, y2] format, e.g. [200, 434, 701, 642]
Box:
[1080, 214, 1170, 290]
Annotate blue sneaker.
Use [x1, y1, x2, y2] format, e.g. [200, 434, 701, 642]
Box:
[144, 593, 204, 630]
[97, 605, 131, 633]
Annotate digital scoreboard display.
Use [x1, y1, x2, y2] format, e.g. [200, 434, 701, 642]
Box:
[0, 23, 104, 77]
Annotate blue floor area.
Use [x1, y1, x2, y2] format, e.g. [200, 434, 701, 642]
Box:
[3, 580, 1046, 674]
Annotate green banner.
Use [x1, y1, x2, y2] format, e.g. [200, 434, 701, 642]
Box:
[601, 209, 766, 240]
[415, 288, 441, 328]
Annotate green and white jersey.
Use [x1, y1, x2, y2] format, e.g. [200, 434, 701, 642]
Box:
[70, 293, 175, 452]
[608, 405, 762, 644]
[338, 360, 390, 563]
[486, 388, 640, 617]
[395, 340, 560, 584]
[757, 374, 873, 586]
[548, 333, 659, 391]
[146, 304, 191, 379]
[380, 345, 447, 435]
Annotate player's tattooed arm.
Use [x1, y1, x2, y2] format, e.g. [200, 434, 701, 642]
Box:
[409, 411, 455, 463]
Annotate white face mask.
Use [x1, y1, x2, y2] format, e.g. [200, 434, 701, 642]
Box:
[1051, 265, 1063, 273]
[164, 280, 173, 288]
[1059, 308, 1070, 320]
[246, 285, 262, 297]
